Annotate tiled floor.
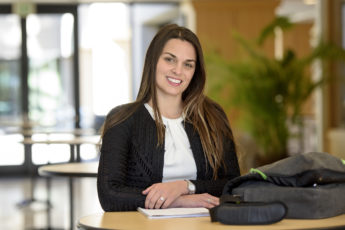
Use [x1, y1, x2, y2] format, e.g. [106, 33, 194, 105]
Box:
[0, 176, 102, 230]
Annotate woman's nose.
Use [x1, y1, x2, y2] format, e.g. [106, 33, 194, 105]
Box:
[172, 62, 183, 75]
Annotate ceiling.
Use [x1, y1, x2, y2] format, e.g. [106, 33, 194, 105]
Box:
[0, 0, 316, 23]
[0, 0, 182, 3]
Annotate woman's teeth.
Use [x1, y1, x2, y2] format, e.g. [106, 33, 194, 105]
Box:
[167, 77, 181, 84]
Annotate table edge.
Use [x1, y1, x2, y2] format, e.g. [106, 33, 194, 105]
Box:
[39, 170, 97, 177]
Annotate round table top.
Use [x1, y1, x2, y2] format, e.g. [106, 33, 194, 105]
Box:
[21, 135, 100, 145]
[38, 162, 98, 177]
[2, 127, 97, 136]
[78, 211, 345, 230]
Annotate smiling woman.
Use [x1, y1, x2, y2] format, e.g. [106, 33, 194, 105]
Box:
[97, 24, 240, 212]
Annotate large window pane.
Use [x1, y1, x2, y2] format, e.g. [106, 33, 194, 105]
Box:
[27, 13, 74, 129]
[79, 3, 131, 130]
[0, 15, 21, 122]
[27, 13, 75, 164]
[0, 15, 24, 166]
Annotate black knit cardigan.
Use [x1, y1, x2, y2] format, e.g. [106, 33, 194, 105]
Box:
[97, 104, 240, 211]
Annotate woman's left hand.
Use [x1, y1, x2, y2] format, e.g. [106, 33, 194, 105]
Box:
[142, 180, 188, 209]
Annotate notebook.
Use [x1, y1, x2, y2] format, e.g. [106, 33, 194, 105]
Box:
[137, 207, 209, 219]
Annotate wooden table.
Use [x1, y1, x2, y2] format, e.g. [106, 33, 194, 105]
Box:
[38, 162, 99, 177]
[12, 131, 99, 230]
[3, 127, 96, 136]
[39, 162, 98, 230]
[22, 135, 100, 162]
[78, 212, 345, 230]
[21, 135, 100, 212]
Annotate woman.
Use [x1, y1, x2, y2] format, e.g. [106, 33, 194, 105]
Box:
[97, 24, 240, 211]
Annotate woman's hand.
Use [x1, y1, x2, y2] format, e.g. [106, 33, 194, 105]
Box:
[170, 193, 219, 209]
[142, 181, 188, 209]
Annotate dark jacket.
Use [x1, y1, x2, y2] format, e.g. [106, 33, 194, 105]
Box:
[97, 104, 240, 211]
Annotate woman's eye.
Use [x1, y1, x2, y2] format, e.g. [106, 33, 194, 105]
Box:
[185, 63, 194, 69]
[164, 57, 174, 63]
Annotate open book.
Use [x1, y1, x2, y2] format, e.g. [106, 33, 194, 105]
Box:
[137, 207, 209, 219]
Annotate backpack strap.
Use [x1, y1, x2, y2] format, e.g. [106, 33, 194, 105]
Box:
[209, 201, 287, 225]
[220, 194, 243, 204]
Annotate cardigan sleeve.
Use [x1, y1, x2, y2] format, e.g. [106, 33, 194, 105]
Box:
[97, 118, 146, 211]
[192, 136, 240, 197]
[188, 102, 241, 197]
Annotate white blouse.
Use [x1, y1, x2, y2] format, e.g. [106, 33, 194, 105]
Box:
[144, 103, 197, 182]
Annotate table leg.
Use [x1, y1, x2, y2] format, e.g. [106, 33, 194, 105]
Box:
[69, 177, 74, 230]
[18, 143, 35, 205]
[46, 177, 51, 228]
[76, 144, 81, 162]
[68, 144, 76, 229]
[70, 145, 75, 162]
[17, 144, 45, 211]
[42, 176, 65, 230]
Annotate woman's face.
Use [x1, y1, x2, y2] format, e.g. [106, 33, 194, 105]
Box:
[155, 38, 196, 101]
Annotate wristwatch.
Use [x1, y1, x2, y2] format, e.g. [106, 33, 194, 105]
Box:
[185, 179, 196, 194]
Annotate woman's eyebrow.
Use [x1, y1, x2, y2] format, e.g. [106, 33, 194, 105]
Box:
[163, 52, 196, 62]
[163, 52, 176, 58]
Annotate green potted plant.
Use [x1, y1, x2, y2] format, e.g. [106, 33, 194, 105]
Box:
[206, 17, 345, 166]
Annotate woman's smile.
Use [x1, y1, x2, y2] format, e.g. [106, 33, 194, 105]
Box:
[167, 76, 182, 86]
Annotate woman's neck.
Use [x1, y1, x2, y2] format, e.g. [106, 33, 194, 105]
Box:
[148, 97, 183, 119]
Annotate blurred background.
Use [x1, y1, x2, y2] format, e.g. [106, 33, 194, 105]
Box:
[0, 0, 344, 229]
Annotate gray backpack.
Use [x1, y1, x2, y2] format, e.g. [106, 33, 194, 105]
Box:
[221, 152, 345, 219]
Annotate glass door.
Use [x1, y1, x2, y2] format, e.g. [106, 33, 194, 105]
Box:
[0, 4, 79, 174]
[28, 5, 79, 166]
[0, 12, 24, 167]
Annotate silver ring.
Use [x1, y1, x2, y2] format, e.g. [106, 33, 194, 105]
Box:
[160, 196, 165, 202]
[207, 198, 211, 204]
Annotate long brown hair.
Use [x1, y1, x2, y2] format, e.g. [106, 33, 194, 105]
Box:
[101, 24, 236, 179]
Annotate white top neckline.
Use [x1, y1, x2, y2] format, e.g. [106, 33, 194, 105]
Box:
[144, 103, 197, 182]
[144, 103, 184, 124]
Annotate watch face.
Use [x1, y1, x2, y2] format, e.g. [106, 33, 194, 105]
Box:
[189, 183, 195, 190]
[188, 181, 195, 193]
